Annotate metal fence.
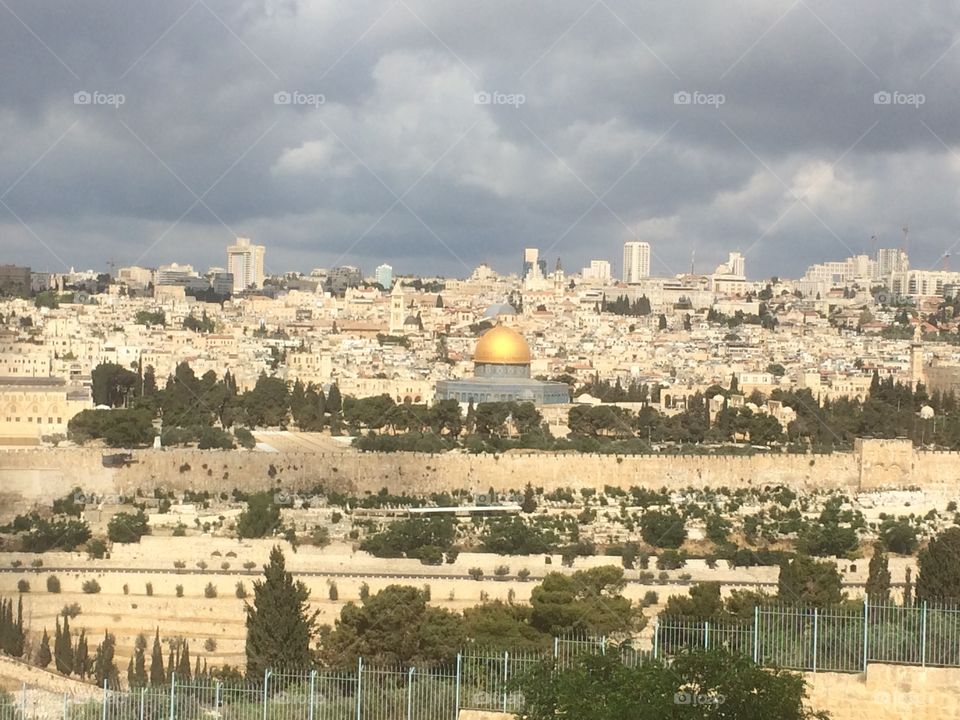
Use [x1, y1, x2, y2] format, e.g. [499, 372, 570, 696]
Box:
[655, 597, 960, 674]
[8, 598, 960, 718]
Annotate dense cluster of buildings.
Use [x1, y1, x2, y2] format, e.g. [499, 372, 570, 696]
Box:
[3, 237, 960, 445]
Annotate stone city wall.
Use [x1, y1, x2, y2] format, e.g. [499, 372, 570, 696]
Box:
[0, 438, 958, 508]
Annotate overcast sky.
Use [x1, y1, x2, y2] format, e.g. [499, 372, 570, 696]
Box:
[3, 0, 960, 280]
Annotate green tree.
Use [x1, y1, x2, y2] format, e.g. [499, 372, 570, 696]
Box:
[917, 527, 960, 602]
[107, 510, 150, 543]
[520, 483, 538, 514]
[245, 547, 319, 678]
[865, 542, 891, 601]
[131, 634, 147, 687]
[149, 629, 165, 686]
[640, 510, 686, 549]
[777, 555, 843, 607]
[516, 650, 829, 720]
[36, 629, 52, 668]
[236, 492, 281, 539]
[530, 567, 636, 636]
[92, 632, 119, 688]
[54, 615, 73, 675]
[91, 363, 140, 408]
[319, 585, 464, 667]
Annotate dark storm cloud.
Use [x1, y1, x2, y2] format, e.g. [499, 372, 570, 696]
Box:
[3, 0, 960, 278]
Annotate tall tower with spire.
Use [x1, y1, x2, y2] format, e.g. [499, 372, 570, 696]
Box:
[389, 281, 405, 333]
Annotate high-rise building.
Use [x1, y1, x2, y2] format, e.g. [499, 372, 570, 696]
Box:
[622, 242, 651, 283]
[581, 260, 612, 282]
[522, 248, 546, 279]
[714, 251, 746, 279]
[877, 248, 909, 278]
[226, 237, 265, 292]
[375, 264, 393, 288]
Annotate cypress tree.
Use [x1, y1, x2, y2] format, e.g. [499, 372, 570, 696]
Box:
[177, 640, 191, 682]
[149, 629, 165, 686]
[865, 542, 892, 602]
[74, 630, 89, 679]
[54, 615, 73, 674]
[36, 629, 52, 668]
[133, 634, 147, 687]
[245, 546, 319, 678]
[92, 632, 119, 689]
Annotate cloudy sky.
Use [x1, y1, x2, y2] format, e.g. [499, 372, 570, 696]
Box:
[3, 0, 960, 280]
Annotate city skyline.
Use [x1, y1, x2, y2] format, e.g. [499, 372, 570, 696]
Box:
[3, 2, 960, 280]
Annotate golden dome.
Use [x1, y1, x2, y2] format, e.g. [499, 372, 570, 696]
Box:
[474, 324, 531, 365]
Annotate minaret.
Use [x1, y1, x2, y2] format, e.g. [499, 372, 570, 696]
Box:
[910, 330, 925, 388]
[389, 281, 405, 333]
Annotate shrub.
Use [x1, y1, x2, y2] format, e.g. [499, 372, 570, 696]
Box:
[657, 571, 669, 581]
[87, 538, 107, 559]
[173, 525, 186, 537]
[196, 561, 208, 570]
[175, 585, 184, 597]
[359, 582, 370, 600]
[145, 583, 153, 596]
[242, 561, 256, 570]
[640, 510, 687, 549]
[10, 561, 21, 568]
[468, 567, 484, 581]
[123, 584, 129, 595]
[46, 576, 61, 593]
[328, 582, 338, 601]
[29, 559, 43, 568]
[517, 568, 531, 581]
[642, 590, 659, 606]
[61, 603, 81, 618]
[493, 565, 510, 580]
[81, 579, 101, 594]
[656, 549, 687, 570]
[17, 580, 29, 593]
[173, 560, 186, 569]
[221, 562, 230, 570]
[204, 638, 217, 652]
[444, 549, 459, 564]
[235, 582, 247, 599]
[204, 583, 217, 598]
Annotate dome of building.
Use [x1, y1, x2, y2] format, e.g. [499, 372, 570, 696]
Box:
[474, 324, 531, 365]
[483, 302, 517, 318]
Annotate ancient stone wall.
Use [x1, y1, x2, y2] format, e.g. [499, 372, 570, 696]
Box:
[1, 439, 959, 507]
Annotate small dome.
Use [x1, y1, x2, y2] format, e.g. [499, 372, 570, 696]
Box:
[474, 324, 531, 365]
[920, 405, 935, 420]
[483, 303, 517, 318]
